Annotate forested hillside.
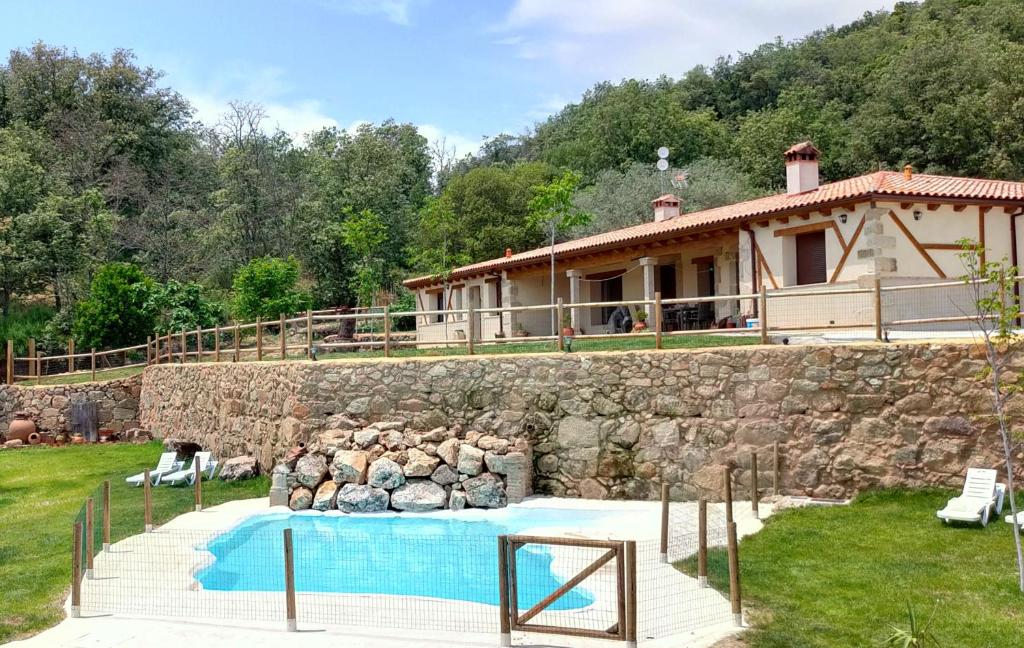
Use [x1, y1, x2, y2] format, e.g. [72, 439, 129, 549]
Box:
[1, 0, 1022, 355]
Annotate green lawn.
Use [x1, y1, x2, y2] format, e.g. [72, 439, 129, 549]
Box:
[681, 490, 1024, 647]
[0, 442, 268, 642]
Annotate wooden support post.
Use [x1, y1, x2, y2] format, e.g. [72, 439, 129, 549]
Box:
[383, 306, 392, 358]
[5, 340, 13, 385]
[179, 330, 186, 363]
[698, 498, 708, 587]
[165, 333, 172, 364]
[214, 325, 221, 362]
[759, 285, 768, 344]
[233, 324, 240, 362]
[279, 313, 286, 360]
[659, 482, 669, 563]
[773, 441, 780, 496]
[67, 339, 75, 373]
[28, 338, 36, 378]
[146, 335, 152, 365]
[874, 277, 883, 342]
[143, 470, 153, 532]
[727, 521, 742, 627]
[256, 318, 263, 361]
[654, 291, 663, 350]
[306, 309, 313, 360]
[497, 536, 511, 647]
[90, 349, 96, 382]
[194, 460, 203, 512]
[85, 497, 95, 579]
[195, 327, 203, 362]
[625, 540, 638, 648]
[71, 521, 82, 617]
[283, 528, 297, 632]
[153, 335, 160, 365]
[102, 480, 111, 550]
[556, 298, 565, 352]
[751, 451, 760, 520]
[724, 466, 734, 524]
[466, 304, 475, 355]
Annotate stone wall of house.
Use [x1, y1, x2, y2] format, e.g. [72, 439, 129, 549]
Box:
[0, 376, 142, 439]
[137, 343, 1021, 500]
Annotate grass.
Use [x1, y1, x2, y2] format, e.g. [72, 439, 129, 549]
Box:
[27, 365, 147, 386]
[0, 442, 268, 642]
[679, 489, 1024, 647]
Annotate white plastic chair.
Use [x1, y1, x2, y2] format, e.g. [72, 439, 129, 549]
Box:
[936, 468, 1004, 526]
[125, 452, 182, 487]
[161, 451, 217, 486]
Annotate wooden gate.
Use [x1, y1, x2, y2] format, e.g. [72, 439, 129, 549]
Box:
[497, 534, 637, 646]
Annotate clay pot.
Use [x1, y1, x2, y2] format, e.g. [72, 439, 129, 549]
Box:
[562, 326, 575, 337]
[27, 432, 41, 445]
[7, 412, 37, 443]
[71, 434, 85, 445]
[632, 321, 648, 332]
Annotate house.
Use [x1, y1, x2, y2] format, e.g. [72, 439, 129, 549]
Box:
[403, 143, 1024, 342]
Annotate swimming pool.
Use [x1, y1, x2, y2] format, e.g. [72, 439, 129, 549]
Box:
[196, 508, 618, 610]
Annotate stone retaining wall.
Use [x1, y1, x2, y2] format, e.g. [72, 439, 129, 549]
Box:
[138, 343, 1021, 500]
[0, 377, 142, 438]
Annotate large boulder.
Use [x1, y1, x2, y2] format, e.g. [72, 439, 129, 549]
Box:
[312, 481, 338, 511]
[367, 457, 405, 490]
[484, 452, 507, 475]
[448, 490, 467, 511]
[294, 454, 328, 488]
[289, 487, 313, 510]
[219, 456, 258, 481]
[431, 464, 459, 485]
[404, 448, 441, 477]
[353, 429, 380, 448]
[336, 484, 390, 513]
[457, 444, 485, 476]
[330, 450, 369, 484]
[391, 480, 446, 512]
[437, 438, 460, 465]
[464, 473, 507, 508]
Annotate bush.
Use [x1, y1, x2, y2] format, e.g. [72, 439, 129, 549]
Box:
[0, 302, 55, 356]
[72, 263, 156, 349]
[231, 256, 311, 321]
[147, 280, 224, 334]
[390, 288, 417, 331]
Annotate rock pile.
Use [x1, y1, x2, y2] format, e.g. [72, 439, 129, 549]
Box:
[277, 417, 528, 512]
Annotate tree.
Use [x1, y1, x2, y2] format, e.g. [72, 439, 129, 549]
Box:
[958, 240, 1023, 593]
[72, 263, 156, 350]
[147, 280, 223, 333]
[340, 209, 389, 307]
[231, 256, 310, 321]
[527, 170, 591, 332]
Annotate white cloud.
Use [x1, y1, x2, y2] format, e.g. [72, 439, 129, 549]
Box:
[187, 91, 339, 140]
[415, 123, 484, 159]
[496, 0, 896, 81]
[315, 0, 422, 25]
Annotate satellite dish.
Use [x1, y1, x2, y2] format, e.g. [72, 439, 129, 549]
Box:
[656, 159, 669, 171]
[657, 146, 669, 159]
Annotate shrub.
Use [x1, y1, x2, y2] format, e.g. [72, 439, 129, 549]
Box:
[231, 256, 311, 321]
[147, 280, 224, 333]
[72, 263, 156, 349]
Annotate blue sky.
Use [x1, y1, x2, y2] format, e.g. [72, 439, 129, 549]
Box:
[2, 0, 893, 156]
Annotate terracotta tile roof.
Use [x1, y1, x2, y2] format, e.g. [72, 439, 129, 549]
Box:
[404, 171, 1024, 288]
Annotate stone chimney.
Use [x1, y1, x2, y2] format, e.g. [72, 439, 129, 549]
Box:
[652, 194, 681, 222]
[784, 142, 820, 195]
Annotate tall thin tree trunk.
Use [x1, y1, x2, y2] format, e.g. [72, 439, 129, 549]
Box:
[988, 342, 1024, 592]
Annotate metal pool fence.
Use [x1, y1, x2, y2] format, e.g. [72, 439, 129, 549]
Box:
[67, 475, 757, 646]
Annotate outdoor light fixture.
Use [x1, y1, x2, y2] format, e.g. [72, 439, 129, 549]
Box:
[913, 210, 923, 221]
[838, 213, 847, 224]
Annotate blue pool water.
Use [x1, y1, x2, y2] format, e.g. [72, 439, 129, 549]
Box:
[197, 508, 615, 610]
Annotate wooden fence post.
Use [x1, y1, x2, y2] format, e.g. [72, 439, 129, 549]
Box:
[466, 304, 475, 355]
[773, 441, 780, 496]
[873, 276, 883, 342]
[659, 482, 669, 563]
[146, 335, 152, 365]
[233, 323, 240, 362]
[90, 349, 96, 382]
[194, 460, 203, 512]
[71, 521, 82, 617]
[195, 327, 202, 363]
[306, 310, 313, 360]
[625, 540, 637, 648]
[727, 521, 742, 627]
[153, 335, 160, 365]
[654, 291, 663, 349]
[383, 306, 392, 358]
[102, 480, 111, 551]
[556, 298, 565, 352]
[497, 536, 511, 647]
[5, 340, 13, 385]
[698, 498, 708, 587]
[279, 313, 286, 360]
[751, 451, 760, 520]
[256, 318, 263, 361]
[179, 330, 186, 363]
[214, 325, 221, 362]
[85, 497, 95, 579]
[759, 285, 768, 344]
[143, 469, 153, 532]
[724, 466, 734, 524]
[27, 338, 35, 378]
[67, 338, 75, 374]
[283, 528, 297, 632]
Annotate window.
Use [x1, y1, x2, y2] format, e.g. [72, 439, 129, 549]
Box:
[795, 231, 827, 285]
[433, 291, 444, 323]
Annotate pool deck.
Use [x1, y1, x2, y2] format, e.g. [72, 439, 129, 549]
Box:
[11, 496, 772, 648]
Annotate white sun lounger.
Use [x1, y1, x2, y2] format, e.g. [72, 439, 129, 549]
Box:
[1006, 511, 1024, 526]
[161, 451, 218, 486]
[125, 452, 182, 487]
[936, 468, 1005, 526]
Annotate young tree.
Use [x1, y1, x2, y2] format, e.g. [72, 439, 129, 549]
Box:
[231, 256, 311, 321]
[340, 209, 389, 308]
[527, 170, 591, 333]
[147, 280, 223, 333]
[958, 240, 1023, 593]
[72, 263, 156, 349]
